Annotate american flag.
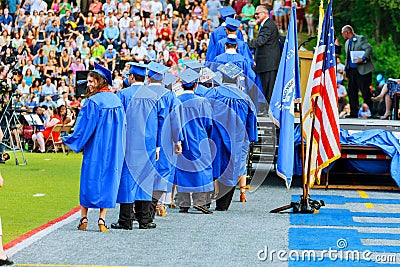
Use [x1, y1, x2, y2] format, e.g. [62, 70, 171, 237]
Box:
[302, 0, 341, 186]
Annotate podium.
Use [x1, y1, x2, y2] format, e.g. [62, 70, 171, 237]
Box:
[298, 50, 314, 99]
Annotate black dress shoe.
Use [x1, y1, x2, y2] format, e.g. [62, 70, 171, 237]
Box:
[139, 222, 156, 229]
[0, 257, 13, 266]
[179, 207, 189, 213]
[110, 222, 132, 230]
[193, 205, 213, 214]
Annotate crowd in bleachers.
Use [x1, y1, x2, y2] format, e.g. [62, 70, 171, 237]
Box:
[0, 0, 313, 111]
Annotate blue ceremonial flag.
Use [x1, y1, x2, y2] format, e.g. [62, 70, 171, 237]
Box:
[268, 4, 301, 189]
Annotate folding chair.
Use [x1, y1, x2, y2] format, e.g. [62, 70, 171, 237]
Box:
[45, 125, 72, 153]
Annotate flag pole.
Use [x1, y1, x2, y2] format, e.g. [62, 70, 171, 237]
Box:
[303, 97, 318, 203]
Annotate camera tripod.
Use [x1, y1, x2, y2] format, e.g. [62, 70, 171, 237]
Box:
[0, 94, 27, 165]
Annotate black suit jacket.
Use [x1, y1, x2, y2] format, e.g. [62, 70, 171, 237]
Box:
[249, 18, 280, 73]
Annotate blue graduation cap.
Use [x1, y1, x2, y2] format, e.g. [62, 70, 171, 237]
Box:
[93, 62, 113, 85]
[183, 60, 203, 71]
[225, 37, 237, 45]
[177, 69, 200, 88]
[225, 17, 240, 31]
[213, 72, 223, 86]
[217, 62, 243, 80]
[148, 61, 169, 81]
[218, 6, 236, 21]
[164, 73, 178, 87]
[128, 62, 148, 77]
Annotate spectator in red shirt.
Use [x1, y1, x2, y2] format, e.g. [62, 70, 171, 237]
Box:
[234, 0, 247, 15]
[158, 22, 172, 41]
[89, 0, 103, 15]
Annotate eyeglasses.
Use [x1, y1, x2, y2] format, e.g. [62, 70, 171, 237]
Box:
[254, 11, 265, 16]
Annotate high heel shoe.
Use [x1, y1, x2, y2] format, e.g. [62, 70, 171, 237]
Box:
[77, 217, 88, 231]
[239, 187, 247, 202]
[168, 200, 177, 209]
[98, 218, 109, 232]
[371, 95, 383, 102]
[156, 204, 167, 216]
[380, 114, 392, 120]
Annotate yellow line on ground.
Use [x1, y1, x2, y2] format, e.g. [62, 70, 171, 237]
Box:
[14, 264, 139, 267]
[358, 190, 374, 209]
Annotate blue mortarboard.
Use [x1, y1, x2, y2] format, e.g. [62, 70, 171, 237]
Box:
[148, 61, 169, 81]
[225, 17, 240, 31]
[218, 6, 236, 20]
[213, 72, 223, 86]
[226, 37, 237, 45]
[183, 60, 203, 71]
[93, 62, 112, 85]
[177, 69, 200, 88]
[217, 62, 243, 80]
[164, 73, 178, 87]
[128, 62, 148, 77]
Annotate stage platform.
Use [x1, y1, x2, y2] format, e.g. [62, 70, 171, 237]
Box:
[255, 116, 400, 190]
[255, 116, 400, 149]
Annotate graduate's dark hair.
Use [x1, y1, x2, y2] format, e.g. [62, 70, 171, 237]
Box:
[87, 72, 109, 98]
[225, 43, 237, 50]
[133, 74, 146, 82]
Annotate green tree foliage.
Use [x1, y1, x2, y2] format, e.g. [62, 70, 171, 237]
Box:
[309, 0, 400, 79]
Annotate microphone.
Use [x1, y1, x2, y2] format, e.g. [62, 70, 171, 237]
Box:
[298, 36, 317, 50]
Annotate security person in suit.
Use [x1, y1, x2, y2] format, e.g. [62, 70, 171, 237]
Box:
[248, 4, 280, 105]
[341, 25, 375, 118]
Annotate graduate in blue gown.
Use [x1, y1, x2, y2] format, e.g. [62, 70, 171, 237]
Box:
[208, 18, 254, 67]
[212, 38, 256, 86]
[63, 63, 125, 232]
[174, 69, 214, 214]
[212, 38, 265, 112]
[110, 63, 146, 230]
[146, 62, 182, 218]
[205, 6, 244, 63]
[112, 62, 166, 230]
[203, 63, 258, 211]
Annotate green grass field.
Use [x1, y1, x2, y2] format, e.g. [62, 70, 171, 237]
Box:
[0, 152, 82, 244]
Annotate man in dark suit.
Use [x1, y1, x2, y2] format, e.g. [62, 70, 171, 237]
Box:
[342, 25, 375, 118]
[248, 5, 280, 105]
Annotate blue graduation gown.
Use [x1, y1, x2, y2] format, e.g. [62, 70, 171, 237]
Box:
[62, 92, 125, 208]
[204, 84, 258, 186]
[205, 25, 244, 63]
[175, 92, 214, 193]
[116, 84, 165, 203]
[213, 52, 256, 85]
[212, 52, 265, 108]
[208, 38, 254, 67]
[148, 84, 181, 193]
[194, 84, 210, 96]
